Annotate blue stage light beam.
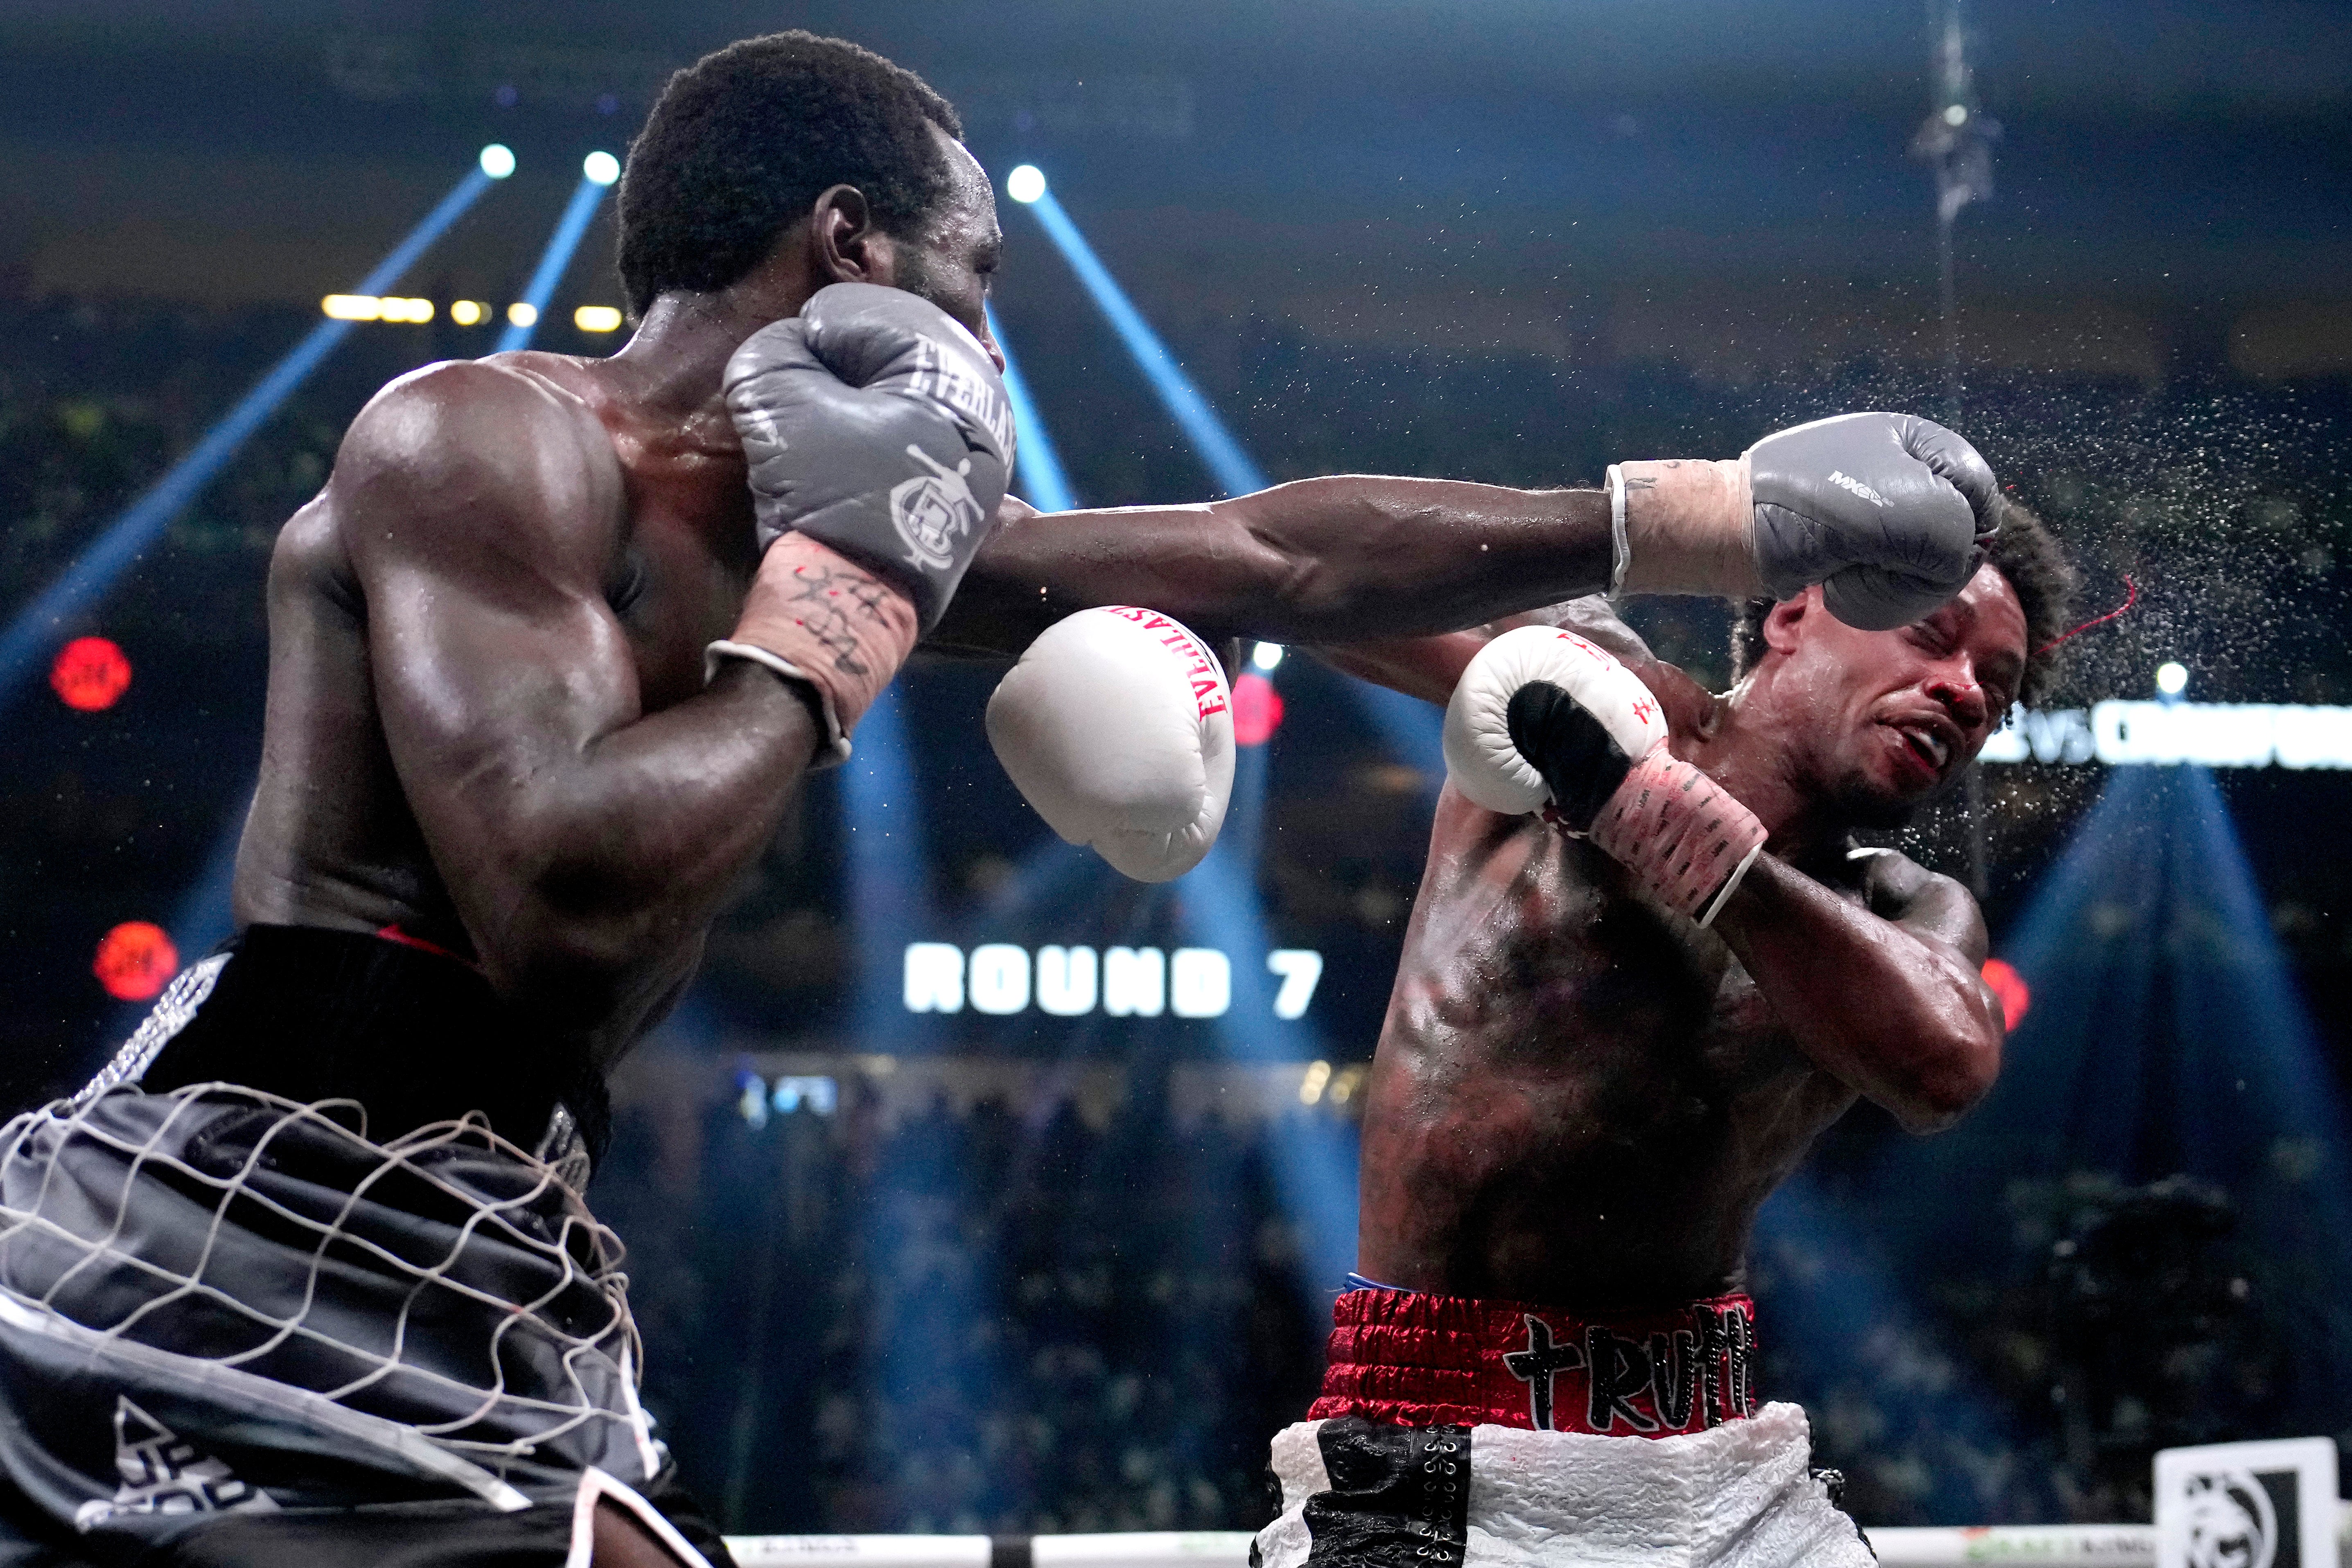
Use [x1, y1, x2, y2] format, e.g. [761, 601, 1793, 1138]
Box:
[985, 305, 1077, 514]
[839, 685, 939, 1046]
[1883, 760, 2352, 1432]
[1010, 174, 1270, 498]
[495, 155, 618, 353]
[0, 155, 509, 711]
[1175, 741, 1361, 1307]
[1006, 171, 1442, 794]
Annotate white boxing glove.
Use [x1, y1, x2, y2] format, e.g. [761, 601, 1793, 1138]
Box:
[986, 607, 1236, 882]
[1444, 625, 1765, 925]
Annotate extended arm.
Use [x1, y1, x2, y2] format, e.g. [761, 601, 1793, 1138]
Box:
[342, 363, 822, 1036]
[1709, 852, 2004, 1133]
[932, 480, 1616, 654]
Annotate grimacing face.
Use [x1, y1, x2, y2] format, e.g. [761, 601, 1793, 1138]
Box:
[1767, 564, 2029, 828]
[886, 128, 1005, 372]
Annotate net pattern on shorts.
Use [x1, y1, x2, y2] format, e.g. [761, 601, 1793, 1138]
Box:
[0, 1083, 646, 1471]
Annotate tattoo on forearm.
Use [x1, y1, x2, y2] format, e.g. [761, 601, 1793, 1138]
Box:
[782, 562, 897, 675]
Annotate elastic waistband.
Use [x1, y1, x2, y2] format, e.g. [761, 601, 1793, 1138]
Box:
[1309, 1287, 1758, 1437]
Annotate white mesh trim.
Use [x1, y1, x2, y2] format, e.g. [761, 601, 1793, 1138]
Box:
[71, 952, 230, 1107]
[0, 1085, 652, 1478]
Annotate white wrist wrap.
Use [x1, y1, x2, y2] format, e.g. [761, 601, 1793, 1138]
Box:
[705, 640, 850, 767]
[1605, 463, 1631, 600]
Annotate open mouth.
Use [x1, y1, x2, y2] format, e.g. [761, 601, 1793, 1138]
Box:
[1891, 722, 1952, 776]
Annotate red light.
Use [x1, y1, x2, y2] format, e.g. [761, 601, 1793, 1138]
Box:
[51, 637, 131, 712]
[94, 921, 178, 1002]
[1981, 957, 2030, 1032]
[1232, 672, 1286, 747]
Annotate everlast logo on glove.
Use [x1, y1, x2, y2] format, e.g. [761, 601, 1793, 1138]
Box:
[1102, 607, 1230, 721]
[907, 334, 1016, 457]
[891, 447, 986, 573]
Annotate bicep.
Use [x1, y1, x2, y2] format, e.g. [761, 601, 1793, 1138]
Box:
[339, 371, 635, 873]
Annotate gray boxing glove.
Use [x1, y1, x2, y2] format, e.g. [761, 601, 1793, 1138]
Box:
[725, 282, 1016, 630]
[1609, 412, 2001, 632]
[1748, 413, 1999, 630]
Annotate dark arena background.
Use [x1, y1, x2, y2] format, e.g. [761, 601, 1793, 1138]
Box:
[4, 0, 2351, 1552]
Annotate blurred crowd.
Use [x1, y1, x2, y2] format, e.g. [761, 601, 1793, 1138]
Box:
[4, 288, 2350, 1532]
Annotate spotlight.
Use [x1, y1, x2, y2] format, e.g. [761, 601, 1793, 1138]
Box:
[1232, 671, 1286, 747]
[381, 297, 433, 323]
[583, 151, 620, 187]
[1942, 104, 1968, 127]
[479, 143, 516, 180]
[2156, 661, 2190, 697]
[573, 305, 624, 333]
[93, 920, 177, 1002]
[1251, 641, 1285, 673]
[449, 299, 487, 326]
[320, 294, 380, 321]
[50, 635, 131, 711]
[506, 302, 538, 328]
[1006, 165, 1047, 204]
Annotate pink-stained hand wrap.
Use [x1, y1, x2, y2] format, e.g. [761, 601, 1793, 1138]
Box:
[1587, 748, 1768, 925]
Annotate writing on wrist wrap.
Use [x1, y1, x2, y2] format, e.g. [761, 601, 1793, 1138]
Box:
[707, 533, 921, 767]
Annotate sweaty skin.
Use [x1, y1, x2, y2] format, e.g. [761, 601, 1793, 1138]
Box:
[1334, 571, 2027, 1310]
[233, 127, 1634, 1075]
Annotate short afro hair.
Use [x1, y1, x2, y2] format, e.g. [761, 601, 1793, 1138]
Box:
[1730, 498, 2077, 707]
[617, 32, 964, 317]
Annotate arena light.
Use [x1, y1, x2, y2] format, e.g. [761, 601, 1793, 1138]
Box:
[984, 305, 1077, 513]
[478, 143, 515, 180]
[2155, 659, 2189, 696]
[92, 921, 178, 1002]
[572, 305, 624, 333]
[50, 635, 130, 711]
[1250, 641, 1284, 672]
[1231, 671, 1285, 747]
[0, 155, 506, 712]
[582, 150, 621, 186]
[320, 293, 380, 320]
[1012, 179, 1270, 497]
[449, 299, 488, 326]
[496, 171, 615, 352]
[1005, 164, 1047, 204]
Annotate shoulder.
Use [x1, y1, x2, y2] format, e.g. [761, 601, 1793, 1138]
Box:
[1848, 846, 1987, 957]
[329, 356, 626, 575]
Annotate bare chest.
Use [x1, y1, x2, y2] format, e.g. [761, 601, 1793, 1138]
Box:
[605, 458, 762, 715]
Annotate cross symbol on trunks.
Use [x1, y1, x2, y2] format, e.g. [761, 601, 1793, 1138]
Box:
[1502, 1314, 1585, 1431]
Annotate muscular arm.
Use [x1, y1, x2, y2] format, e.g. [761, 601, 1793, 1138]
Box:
[931, 479, 1616, 654]
[339, 362, 821, 1036]
[1710, 851, 2003, 1134]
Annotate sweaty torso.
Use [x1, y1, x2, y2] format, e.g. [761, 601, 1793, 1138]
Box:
[232, 352, 760, 1065]
[1358, 765, 1898, 1311]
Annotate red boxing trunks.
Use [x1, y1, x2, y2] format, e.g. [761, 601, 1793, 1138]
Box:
[1308, 1286, 1759, 1436]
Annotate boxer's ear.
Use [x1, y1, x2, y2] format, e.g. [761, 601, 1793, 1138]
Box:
[1759, 588, 1817, 655]
[810, 184, 889, 285]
